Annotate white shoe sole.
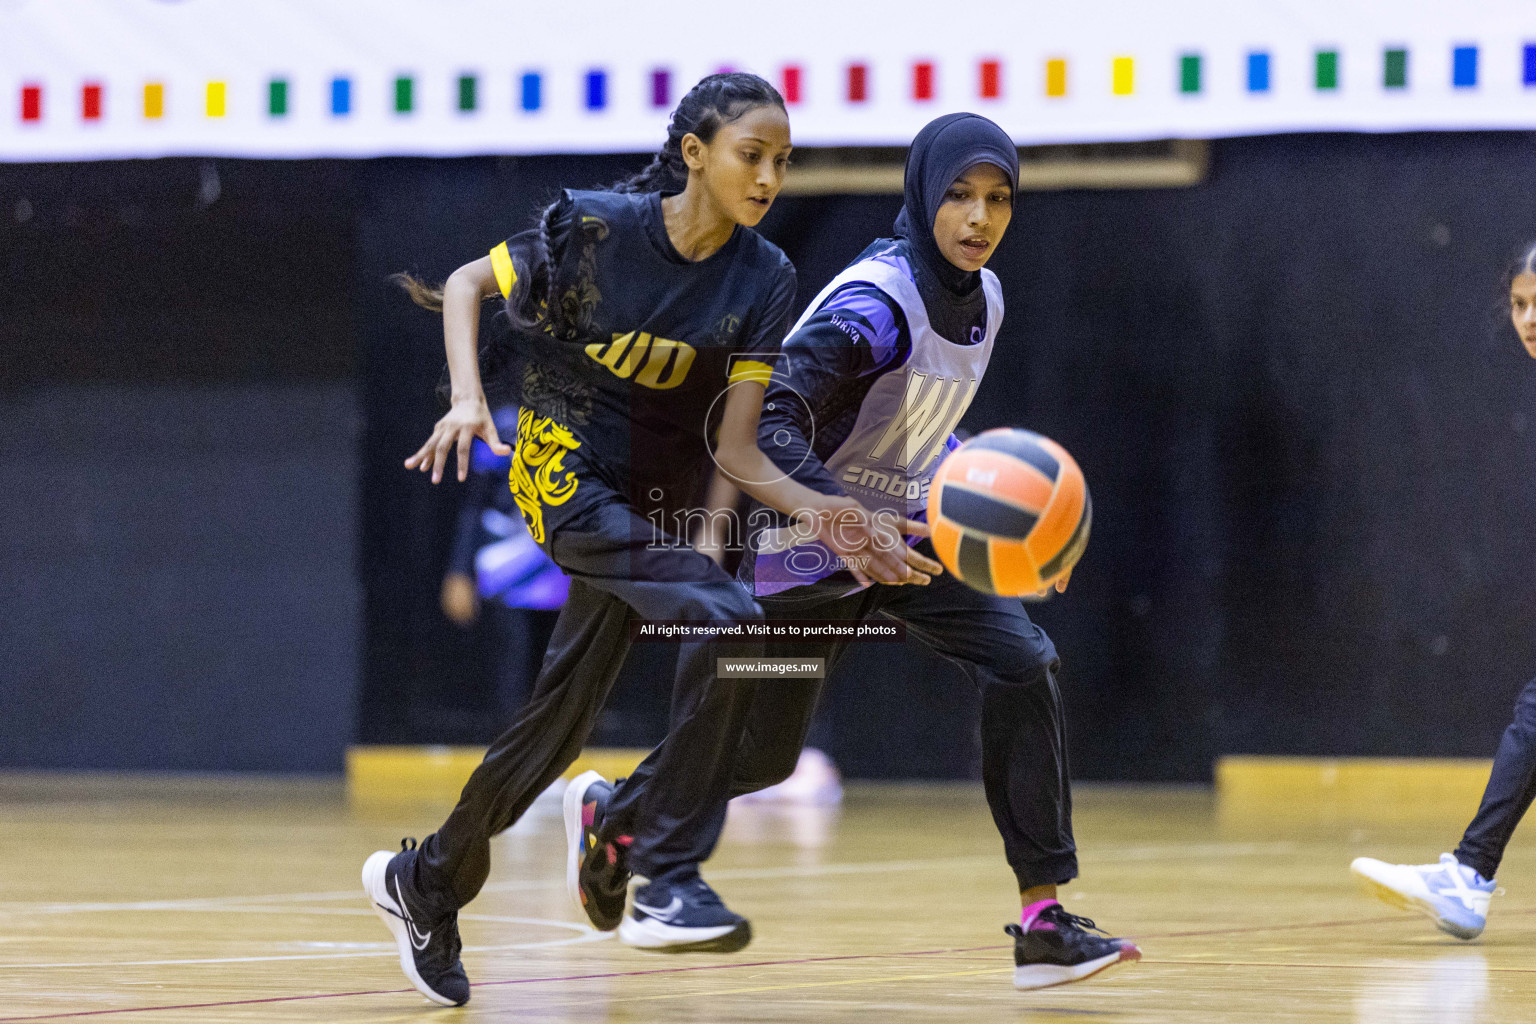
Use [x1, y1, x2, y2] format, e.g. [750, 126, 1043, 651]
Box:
[1349, 858, 1485, 939]
[1013, 949, 1129, 990]
[564, 771, 606, 923]
[1351, 858, 1429, 914]
[361, 850, 458, 1007]
[619, 913, 751, 952]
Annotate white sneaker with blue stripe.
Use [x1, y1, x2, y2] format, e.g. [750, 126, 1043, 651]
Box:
[1350, 853, 1496, 939]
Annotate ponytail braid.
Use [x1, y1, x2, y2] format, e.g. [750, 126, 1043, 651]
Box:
[507, 71, 785, 337]
[609, 151, 686, 195]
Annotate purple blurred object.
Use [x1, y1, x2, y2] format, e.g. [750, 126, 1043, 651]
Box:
[474, 510, 569, 610]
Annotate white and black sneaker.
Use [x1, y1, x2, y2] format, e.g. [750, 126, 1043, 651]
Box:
[1005, 901, 1141, 990]
[565, 770, 631, 931]
[362, 838, 470, 1006]
[618, 875, 752, 953]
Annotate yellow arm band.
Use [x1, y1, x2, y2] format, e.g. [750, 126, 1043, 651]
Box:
[489, 241, 517, 299]
[727, 360, 774, 386]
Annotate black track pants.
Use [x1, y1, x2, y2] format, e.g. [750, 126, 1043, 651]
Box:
[1455, 675, 1536, 880]
[404, 495, 761, 916]
[605, 561, 1078, 892]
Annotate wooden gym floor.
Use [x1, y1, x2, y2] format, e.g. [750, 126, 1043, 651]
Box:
[0, 774, 1532, 1022]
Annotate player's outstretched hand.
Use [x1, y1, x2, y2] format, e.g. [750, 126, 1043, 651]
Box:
[800, 498, 943, 586]
[405, 395, 513, 484]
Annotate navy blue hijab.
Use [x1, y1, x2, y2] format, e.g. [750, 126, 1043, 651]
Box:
[893, 112, 1018, 300]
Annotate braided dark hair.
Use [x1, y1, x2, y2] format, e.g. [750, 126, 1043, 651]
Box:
[507, 72, 785, 336]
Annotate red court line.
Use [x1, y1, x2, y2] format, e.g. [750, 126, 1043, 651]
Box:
[5, 910, 1530, 1021]
[0, 987, 417, 1022]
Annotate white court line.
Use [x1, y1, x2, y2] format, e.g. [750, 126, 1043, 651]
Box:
[0, 859, 987, 915]
[0, 842, 1299, 917]
[0, 842, 1301, 971]
[3, 892, 371, 915]
[38, 906, 589, 926]
[0, 921, 612, 970]
[1090, 842, 1300, 863]
[702, 842, 1300, 880]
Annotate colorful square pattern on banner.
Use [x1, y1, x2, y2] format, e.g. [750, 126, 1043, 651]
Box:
[4, 0, 1536, 159]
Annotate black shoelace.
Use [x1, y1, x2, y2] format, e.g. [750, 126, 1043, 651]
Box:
[1041, 905, 1106, 934]
[686, 879, 723, 908]
[1005, 906, 1109, 939]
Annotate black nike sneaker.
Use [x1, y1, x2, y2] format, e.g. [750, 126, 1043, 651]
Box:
[619, 874, 752, 952]
[362, 838, 470, 1006]
[565, 770, 632, 931]
[1005, 901, 1141, 990]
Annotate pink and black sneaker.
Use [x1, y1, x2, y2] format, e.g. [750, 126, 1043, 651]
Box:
[564, 770, 631, 931]
[1004, 899, 1141, 990]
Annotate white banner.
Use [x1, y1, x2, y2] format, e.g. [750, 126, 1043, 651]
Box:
[2, 0, 1535, 161]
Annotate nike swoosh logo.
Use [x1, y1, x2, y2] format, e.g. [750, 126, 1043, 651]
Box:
[393, 877, 431, 951]
[634, 895, 684, 923]
[409, 920, 432, 950]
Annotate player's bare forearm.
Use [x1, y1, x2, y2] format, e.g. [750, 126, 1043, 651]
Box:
[404, 255, 511, 483]
[713, 382, 843, 519]
[441, 256, 499, 404]
[718, 446, 841, 522]
[714, 383, 938, 585]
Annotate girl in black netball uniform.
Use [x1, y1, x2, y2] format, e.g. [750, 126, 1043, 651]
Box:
[357, 73, 832, 1007]
[572, 113, 1139, 989]
[366, 71, 933, 1008]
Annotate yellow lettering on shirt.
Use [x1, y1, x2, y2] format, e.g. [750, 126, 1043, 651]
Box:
[584, 332, 696, 390]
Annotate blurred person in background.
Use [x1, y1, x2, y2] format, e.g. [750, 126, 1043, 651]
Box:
[440, 403, 566, 722]
[1350, 244, 1536, 940]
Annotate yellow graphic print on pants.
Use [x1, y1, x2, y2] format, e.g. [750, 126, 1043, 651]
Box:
[509, 408, 582, 545]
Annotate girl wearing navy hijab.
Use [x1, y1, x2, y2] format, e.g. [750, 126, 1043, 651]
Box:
[570, 113, 1141, 989]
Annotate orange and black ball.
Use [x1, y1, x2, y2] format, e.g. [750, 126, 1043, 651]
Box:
[927, 429, 1091, 596]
